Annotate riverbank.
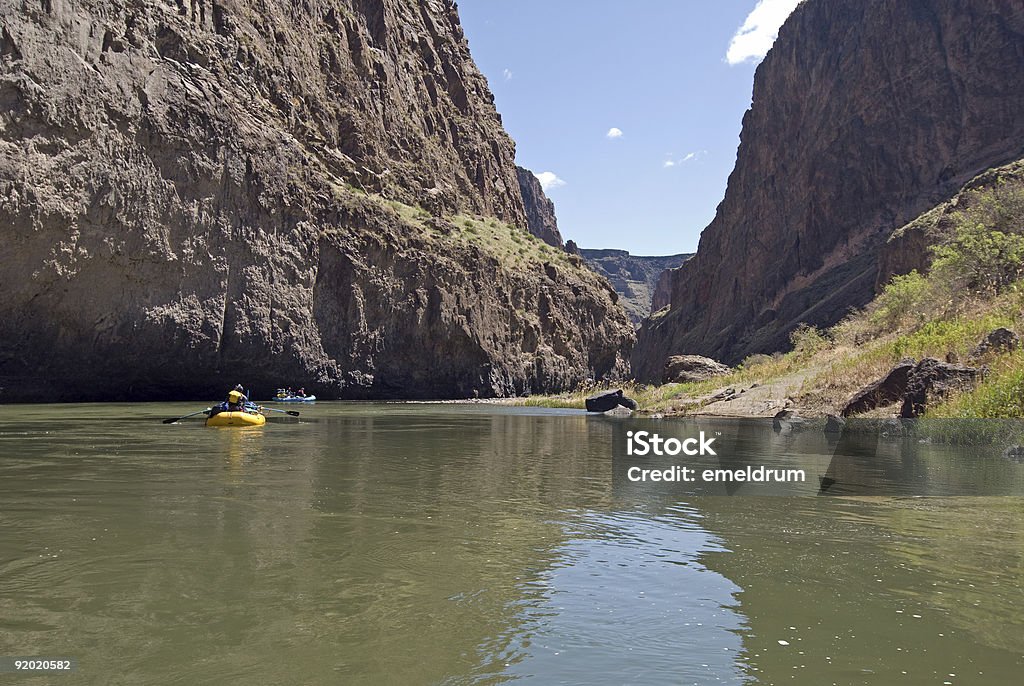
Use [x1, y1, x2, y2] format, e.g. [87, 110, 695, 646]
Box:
[515, 289, 1024, 420]
[519, 171, 1024, 420]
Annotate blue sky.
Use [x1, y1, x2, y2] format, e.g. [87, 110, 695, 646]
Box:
[459, 1, 800, 255]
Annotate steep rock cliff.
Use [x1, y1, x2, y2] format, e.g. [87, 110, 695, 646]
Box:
[579, 249, 692, 326]
[650, 268, 673, 313]
[633, 0, 1024, 378]
[0, 0, 633, 401]
[516, 166, 562, 247]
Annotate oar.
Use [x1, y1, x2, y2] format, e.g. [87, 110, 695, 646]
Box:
[162, 408, 211, 424]
[260, 406, 300, 417]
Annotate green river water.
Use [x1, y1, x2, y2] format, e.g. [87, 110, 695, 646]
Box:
[1, 403, 1022, 685]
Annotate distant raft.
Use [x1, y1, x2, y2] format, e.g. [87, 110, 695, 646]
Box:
[206, 410, 267, 427]
[274, 389, 316, 402]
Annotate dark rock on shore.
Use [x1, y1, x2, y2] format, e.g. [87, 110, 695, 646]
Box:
[842, 361, 916, 417]
[585, 389, 637, 413]
[843, 358, 981, 418]
[900, 359, 981, 418]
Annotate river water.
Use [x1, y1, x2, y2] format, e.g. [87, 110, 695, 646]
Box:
[0, 403, 1022, 685]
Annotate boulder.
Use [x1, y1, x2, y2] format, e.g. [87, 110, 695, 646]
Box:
[841, 360, 916, 417]
[900, 358, 981, 418]
[711, 387, 738, 401]
[663, 355, 731, 384]
[971, 327, 1020, 358]
[773, 409, 809, 433]
[824, 414, 846, 434]
[585, 389, 639, 413]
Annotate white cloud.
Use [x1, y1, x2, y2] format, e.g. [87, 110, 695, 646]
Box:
[503, 68, 513, 81]
[606, 127, 623, 139]
[534, 171, 566, 191]
[663, 151, 707, 168]
[726, 0, 801, 65]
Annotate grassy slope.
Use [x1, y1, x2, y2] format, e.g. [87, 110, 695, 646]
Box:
[517, 159, 1024, 419]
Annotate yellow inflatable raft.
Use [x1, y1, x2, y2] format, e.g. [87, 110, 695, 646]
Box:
[206, 410, 266, 427]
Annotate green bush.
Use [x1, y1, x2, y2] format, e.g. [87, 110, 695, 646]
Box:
[789, 324, 830, 358]
[930, 222, 1024, 295]
[740, 353, 774, 369]
[868, 270, 932, 330]
[961, 183, 1024, 235]
[930, 351, 1024, 418]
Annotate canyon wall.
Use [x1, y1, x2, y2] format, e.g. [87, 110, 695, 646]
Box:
[516, 166, 563, 247]
[633, 0, 1024, 378]
[0, 0, 633, 401]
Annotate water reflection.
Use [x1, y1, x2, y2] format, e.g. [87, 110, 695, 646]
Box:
[697, 497, 1024, 684]
[1, 405, 1023, 684]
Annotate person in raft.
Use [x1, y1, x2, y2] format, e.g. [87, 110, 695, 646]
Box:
[211, 385, 249, 416]
[227, 385, 248, 409]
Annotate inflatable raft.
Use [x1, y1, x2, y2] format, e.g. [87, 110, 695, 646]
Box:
[206, 410, 266, 427]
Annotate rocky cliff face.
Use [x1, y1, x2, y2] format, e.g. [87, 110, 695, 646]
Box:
[0, 0, 633, 401]
[633, 0, 1024, 378]
[516, 166, 562, 247]
[579, 249, 692, 326]
[650, 268, 673, 313]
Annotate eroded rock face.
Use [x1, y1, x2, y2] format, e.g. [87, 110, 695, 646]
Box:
[634, 0, 1024, 378]
[663, 355, 730, 384]
[651, 268, 673, 313]
[0, 0, 634, 401]
[516, 166, 562, 247]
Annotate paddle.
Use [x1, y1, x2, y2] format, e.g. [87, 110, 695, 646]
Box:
[259, 406, 300, 417]
[163, 408, 211, 424]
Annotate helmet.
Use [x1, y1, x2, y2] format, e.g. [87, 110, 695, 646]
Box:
[228, 390, 243, 404]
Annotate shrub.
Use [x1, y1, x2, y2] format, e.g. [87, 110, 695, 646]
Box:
[930, 222, 1024, 295]
[789, 324, 830, 358]
[867, 270, 932, 331]
[930, 350, 1024, 418]
[740, 353, 773, 369]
